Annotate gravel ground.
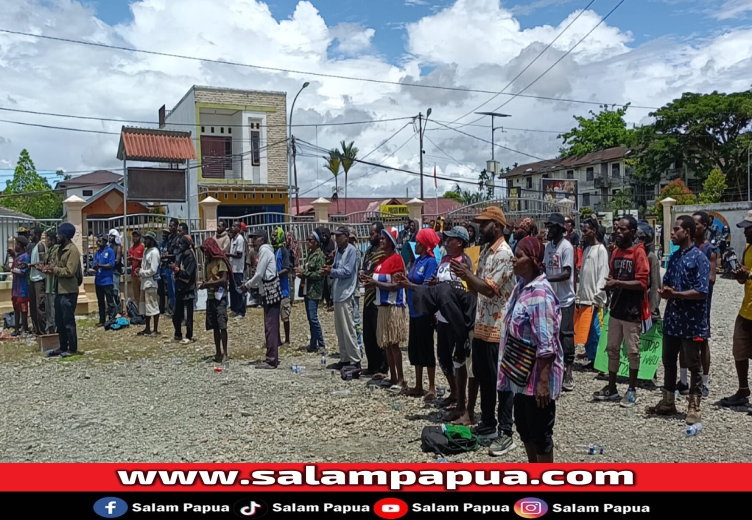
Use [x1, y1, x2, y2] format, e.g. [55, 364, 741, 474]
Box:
[1, 276, 751, 463]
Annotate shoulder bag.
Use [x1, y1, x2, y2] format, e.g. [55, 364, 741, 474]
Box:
[500, 334, 538, 388]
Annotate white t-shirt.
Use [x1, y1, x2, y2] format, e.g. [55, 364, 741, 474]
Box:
[230, 235, 246, 274]
[545, 238, 575, 307]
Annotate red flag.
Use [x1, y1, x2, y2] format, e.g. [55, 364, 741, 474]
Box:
[433, 164, 438, 190]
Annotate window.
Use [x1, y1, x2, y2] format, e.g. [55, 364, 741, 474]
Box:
[224, 138, 232, 170]
[220, 127, 224, 134]
[582, 193, 590, 206]
[526, 176, 532, 189]
[82, 190, 93, 197]
[251, 131, 261, 166]
[611, 163, 620, 178]
[228, 127, 232, 134]
[567, 170, 574, 179]
[586, 167, 594, 181]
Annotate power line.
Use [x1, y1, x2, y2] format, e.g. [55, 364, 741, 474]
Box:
[424, 134, 477, 170]
[0, 106, 414, 129]
[449, 0, 597, 125]
[460, 0, 628, 129]
[0, 28, 658, 110]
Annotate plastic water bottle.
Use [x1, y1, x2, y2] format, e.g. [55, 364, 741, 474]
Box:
[332, 390, 350, 396]
[436, 457, 449, 463]
[291, 365, 299, 374]
[321, 352, 327, 370]
[686, 423, 703, 437]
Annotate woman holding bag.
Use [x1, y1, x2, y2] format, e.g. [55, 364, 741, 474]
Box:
[498, 236, 563, 463]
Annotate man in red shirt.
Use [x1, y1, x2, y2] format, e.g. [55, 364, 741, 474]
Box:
[128, 230, 145, 315]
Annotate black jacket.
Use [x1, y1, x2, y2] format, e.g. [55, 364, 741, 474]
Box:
[175, 249, 197, 296]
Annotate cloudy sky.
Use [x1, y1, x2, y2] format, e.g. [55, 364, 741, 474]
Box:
[1, 0, 751, 198]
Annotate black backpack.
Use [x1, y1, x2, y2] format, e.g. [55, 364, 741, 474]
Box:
[420, 425, 479, 455]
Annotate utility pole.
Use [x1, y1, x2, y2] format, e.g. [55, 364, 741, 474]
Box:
[292, 136, 300, 215]
[289, 82, 309, 216]
[418, 108, 432, 201]
[476, 111, 510, 198]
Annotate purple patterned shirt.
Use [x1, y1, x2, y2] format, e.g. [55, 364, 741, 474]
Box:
[497, 274, 564, 399]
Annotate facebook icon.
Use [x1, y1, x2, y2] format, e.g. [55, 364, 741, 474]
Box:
[93, 497, 128, 518]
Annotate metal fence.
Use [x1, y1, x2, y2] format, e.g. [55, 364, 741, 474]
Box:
[1, 217, 62, 278]
[424, 197, 577, 231]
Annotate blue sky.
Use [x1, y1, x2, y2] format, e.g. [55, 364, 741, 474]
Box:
[91, 0, 749, 62]
[2, 0, 751, 196]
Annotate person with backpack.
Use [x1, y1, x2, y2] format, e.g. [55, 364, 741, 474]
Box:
[244, 230, 281, 369]
[42, 223, 81, 357]
[499, 236, 563, 463]
[172, 236, 197, 344]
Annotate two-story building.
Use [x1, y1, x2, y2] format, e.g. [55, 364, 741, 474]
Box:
[160, 86, 289, 221]
[501, 146, 698, 212]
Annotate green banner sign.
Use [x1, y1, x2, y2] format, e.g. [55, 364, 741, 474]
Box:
[594, 312, 663, 380]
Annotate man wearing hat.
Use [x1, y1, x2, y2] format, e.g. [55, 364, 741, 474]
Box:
[346, 226, 364, 351]
[544, 213, 576, 391]
[136, 231, 162, 336]
[322, 226, 361, 369]
[41, 223, 81, 357]
[451, 206, 516, 456]
[721, 210, 752, 411]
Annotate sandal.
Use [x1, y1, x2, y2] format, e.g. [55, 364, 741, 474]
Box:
[424, 391, 437, 402]
[388, 385, 405, 394]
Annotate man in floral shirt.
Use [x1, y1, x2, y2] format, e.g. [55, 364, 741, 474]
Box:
[452, 206, 516, 457]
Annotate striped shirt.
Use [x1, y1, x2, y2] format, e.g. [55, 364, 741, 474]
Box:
[362, 246, 385, 308]
[498, 274, 564, 400]
[373, 253, 406, 307]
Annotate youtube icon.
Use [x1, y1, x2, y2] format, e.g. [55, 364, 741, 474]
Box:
[374, 498, 408, 519]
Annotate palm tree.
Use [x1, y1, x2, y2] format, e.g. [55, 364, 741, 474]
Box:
[324, 149, 342, 213]
[339, 140, 359, 214]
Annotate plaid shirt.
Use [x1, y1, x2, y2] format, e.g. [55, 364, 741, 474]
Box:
[498, 274, 564, 400]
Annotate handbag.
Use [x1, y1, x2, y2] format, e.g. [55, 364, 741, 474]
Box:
[261, 275, 282, 306]
[500, 334, 538, 388]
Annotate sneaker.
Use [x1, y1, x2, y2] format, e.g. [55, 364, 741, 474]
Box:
[620, 388, 638, 408]
[473, 424, 499, 441]
[562, 363, 574, 391]
[488, 433, 516, 457]
[593, 385, 621, 401]
[180, 338, 195, 345]
[702, 385, 709, 398]
[676, 381, 690, 396]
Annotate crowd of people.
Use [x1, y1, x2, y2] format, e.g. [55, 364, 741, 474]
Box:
[5, 204, 752, 463]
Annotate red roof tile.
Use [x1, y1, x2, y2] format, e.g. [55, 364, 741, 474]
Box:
[117, 127, 196, 163]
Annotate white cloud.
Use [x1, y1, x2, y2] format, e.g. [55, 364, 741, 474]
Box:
[712, 0, 752, 20]
[329, 23, 376, 55]
[509, 0, 577, 16]
[0, 0, 750, 198]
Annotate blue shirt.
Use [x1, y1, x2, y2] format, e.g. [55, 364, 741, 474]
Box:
[407, 254, 438, 318]
[275, 247, 290, 299]
[94, 246, 116, 286]
[699, 241, 714, 319]
[330, 244, 358, 303]
[662, 244, 710, 339]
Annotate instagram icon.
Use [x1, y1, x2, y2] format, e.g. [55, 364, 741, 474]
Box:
[514, 498, 549, 519]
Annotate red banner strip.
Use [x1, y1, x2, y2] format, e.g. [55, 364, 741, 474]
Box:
[0, 464, 749, 492]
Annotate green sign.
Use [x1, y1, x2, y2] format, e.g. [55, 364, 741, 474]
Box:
[594, 312, 663, 380]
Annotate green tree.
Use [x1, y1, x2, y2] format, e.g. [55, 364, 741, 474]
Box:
[443, 187, 463, 203]
[579, 206, 595, 219]
[0, 149, 64, 218]
[655, 179, 696, 220]
[338, 140, 358, 214]
[698, 168, 728, 204]
[558, 104, 634, 158]
[606, 188, 635, 212]
[633, 89, 752, 192]
[323, 149, 342, 213]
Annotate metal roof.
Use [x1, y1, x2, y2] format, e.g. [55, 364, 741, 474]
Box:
[117, 126, 196, 163]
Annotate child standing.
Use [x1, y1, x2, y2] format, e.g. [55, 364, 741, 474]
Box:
[11, 236, 31, 336]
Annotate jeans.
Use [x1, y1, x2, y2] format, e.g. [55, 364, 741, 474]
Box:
[473, 338, 513, 436]
[585, 308, 601, 362]
[663, 335, 703, 395]
[55, 293, 78, 353]
[353, 296, 363, 352]
[173, 296, 194, 340]
[95, 284, 116, 324]
[304, 297, 325, 350]
[160, 268, 175, 311]
[231, 273, 246, 317]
